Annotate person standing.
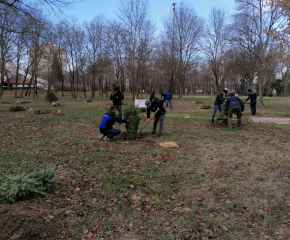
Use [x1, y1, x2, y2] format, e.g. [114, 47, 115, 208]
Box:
[110, 87, 124, 118]
[244, 89, 257, 115]
[149, 88, 155, 101]
[99, 106, 128, 142]
[211, 89, 227, 122]
[160, 92, 166, 101]
[145, 99, 166, 137]
[226, 93, 245, 128]
[165, 90, 173, 109]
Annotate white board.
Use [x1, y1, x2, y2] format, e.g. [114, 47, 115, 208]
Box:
[135, 99, 148, 108]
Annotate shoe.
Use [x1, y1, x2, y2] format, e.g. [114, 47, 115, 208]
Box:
[100, 135, 105, 139]
[102, 136, 110, 142]
[151, 131, 155, 134]
[211, 119, 214, 123]
[157, 133, 162, 137]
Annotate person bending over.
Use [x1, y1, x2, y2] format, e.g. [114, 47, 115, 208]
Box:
[145, 99, 166, 137]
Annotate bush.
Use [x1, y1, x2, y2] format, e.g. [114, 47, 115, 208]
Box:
[220, 102, 228, 117]
[87, 99, 92, 102]
[123, 105, 141, 140]
[35, 110, 51, 114]
[138, 107, 147, 113]
[267, 92, 273, 97]
[14, 96, 23, 98]
[10, 106, 26, 111]
[0, 166, 58, 203]
[45, 91, 58, 103]
[20, 100, 30, 104]
[202, 104, 211, 109]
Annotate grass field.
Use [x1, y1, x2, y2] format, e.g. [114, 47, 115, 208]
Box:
[1, 91, 290, 239]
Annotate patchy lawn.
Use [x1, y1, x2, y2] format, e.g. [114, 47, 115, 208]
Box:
[1, 91, 290, 239]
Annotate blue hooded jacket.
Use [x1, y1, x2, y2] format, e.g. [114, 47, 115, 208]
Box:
[100, 110, 126, 132]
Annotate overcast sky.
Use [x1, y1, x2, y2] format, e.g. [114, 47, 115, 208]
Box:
[61, 0, 236, 30]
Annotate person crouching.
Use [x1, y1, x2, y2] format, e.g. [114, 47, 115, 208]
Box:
[145, 99, 166, 137]
[226, 93, 245, 128]
[99, 106, 128, 142]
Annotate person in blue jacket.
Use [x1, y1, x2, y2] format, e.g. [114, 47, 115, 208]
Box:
[226, 93, 245, 128]
[145, 99, 166, 137]
[165, 90, 173, 109]
[211, 89, 227, 122]
[99, 106, 128, 142]
[244, 89, 257, 115]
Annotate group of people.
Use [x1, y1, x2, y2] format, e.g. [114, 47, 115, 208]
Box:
[99, 87, 258, 142]
[150, 89, 173, 109]
[99, 87, 170, 142]
[211, 88, 257, 128]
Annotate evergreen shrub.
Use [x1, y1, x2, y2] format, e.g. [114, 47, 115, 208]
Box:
[20, 100, 30, 104]
[10, 106, 26, 111]
[45, 91, 59, 103]
[0, 166, 58, 203]
[123, 105, 141, 140]
[35, 110, 51, 114]
[202, 104, 211, 109]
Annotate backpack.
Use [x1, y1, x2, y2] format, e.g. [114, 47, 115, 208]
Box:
[166, 92, 171, 99]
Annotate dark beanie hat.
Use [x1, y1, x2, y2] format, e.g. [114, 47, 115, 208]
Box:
[248, 89, 252, 92]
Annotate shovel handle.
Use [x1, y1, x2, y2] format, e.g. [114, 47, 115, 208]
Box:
[138, 108, 159, 134]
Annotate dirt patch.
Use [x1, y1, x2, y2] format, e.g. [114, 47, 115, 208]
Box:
[0, 202, 64, 240]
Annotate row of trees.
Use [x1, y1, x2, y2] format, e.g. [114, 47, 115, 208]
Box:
[1, 0, 290, 106]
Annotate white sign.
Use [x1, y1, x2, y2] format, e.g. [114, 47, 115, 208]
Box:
[135, 99, 148, 108]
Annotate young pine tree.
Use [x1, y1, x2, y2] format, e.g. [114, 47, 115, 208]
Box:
[123, 105, 141, 140]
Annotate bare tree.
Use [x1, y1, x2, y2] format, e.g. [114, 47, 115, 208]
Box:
[0, 6, 18, 98]
[85, 15, 106, 99]
[230, 0, 283, 106]
[0, 0, 77, 15]
[163, 2, 204, 99]
[107, 21, 127, 92]
[203, 7, 228, 91]
[118, 0, 152, 100]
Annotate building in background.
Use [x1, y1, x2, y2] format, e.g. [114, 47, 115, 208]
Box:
[29, 44, 67, 79]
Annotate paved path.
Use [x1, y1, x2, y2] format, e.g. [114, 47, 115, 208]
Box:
[250, 116, 290, 125]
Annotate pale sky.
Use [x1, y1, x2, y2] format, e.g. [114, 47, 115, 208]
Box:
[60, 0, 236, 30]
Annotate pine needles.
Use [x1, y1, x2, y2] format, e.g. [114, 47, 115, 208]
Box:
[0, 166, 58, 203]
[123, 105, 141, 140]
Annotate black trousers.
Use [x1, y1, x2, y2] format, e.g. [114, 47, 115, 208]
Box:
[250, 101, 256, 115]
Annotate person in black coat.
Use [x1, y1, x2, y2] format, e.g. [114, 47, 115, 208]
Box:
[149, 88, 155, 101]
[244, 89, 257, 115]
[145, 99, 166, 137]
[211, 89, 227, 122]
[110, 87, 124, 118]
[226, 93, 245, 128]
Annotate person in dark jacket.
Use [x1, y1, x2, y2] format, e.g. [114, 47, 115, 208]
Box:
[149, 88, 155, 101]
[211, 89, 227, 122]
[226, 93, 245, 128]
[145, 99, 166, 137]
[244, 89, 257, 115]
[99, 106, 128, 142]
[160, 92, 166, 101]
[165, 90, 173, 109]
[110, 87, 124, 118]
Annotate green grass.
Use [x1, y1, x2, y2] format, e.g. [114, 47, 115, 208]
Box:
[1, 91, 290, 239]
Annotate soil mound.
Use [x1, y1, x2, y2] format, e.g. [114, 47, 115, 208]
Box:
[0, 202, 64, 240]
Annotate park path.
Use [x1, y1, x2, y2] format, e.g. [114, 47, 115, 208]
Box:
[250, 116, 290, 125]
